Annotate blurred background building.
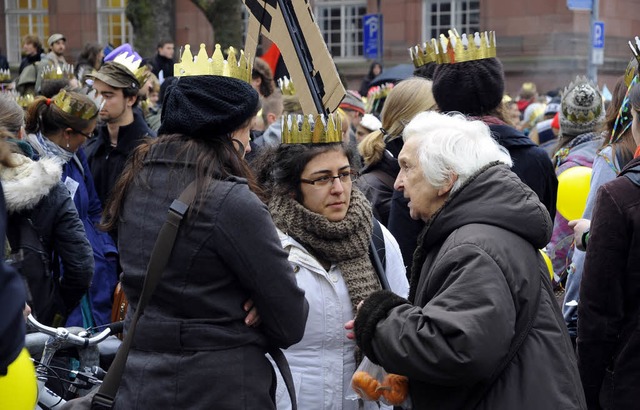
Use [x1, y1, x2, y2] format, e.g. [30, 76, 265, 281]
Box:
[1, 0, 639, 95]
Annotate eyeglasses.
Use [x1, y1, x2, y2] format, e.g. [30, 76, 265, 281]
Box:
[300, 171, 358, 187]
[72, 129, 94, 139]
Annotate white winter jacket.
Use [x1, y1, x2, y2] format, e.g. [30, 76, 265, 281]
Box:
[274, 224, 409, 410]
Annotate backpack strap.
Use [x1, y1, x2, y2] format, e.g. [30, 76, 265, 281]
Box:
[369, 219, 390, 290]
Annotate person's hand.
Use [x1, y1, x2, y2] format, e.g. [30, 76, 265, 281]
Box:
[243, 299, 260, 327]
[345, 301, 364, 340]
[568, 219, 591, 251]
[23, 303, 31, 322]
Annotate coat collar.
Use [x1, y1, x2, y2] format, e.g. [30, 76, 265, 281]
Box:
[1, 153, 62, 213]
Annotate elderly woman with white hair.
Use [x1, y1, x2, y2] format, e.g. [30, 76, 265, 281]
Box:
[348, 111, 586, 409]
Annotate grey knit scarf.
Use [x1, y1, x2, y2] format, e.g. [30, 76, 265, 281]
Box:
[269, 189, 380, 314]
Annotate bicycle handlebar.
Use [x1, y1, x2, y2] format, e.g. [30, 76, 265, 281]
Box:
[27, 314, 122, 347]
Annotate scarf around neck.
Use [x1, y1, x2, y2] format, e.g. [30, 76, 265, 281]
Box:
[26, 132, 73, 163]
[269, 189, 380, 314]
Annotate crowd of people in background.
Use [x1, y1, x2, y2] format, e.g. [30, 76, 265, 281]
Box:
[0, 27, 639, 410]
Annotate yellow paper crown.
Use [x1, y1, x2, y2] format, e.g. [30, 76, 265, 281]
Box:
[281, 113, 342, 144]
[15, 93, 35, 109]
[434, 30, 497, 64]
[52, 89, 104, 120]
[0, 69, 11, 83]
[278, 76, 296, 96]
[41, 63, 75, 80]
[409, 39, 441, 68]
[174, 44, 252, 83]
[365, 83, 394, 113]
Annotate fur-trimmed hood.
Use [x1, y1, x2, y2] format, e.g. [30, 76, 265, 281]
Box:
[0, 153, 63, 213]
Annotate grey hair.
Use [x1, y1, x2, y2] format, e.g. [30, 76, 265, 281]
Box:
[403, 111, 512, 192]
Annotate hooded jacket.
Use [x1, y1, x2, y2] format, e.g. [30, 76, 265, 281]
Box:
[355, 163, 585, 409]
[3, 153, 93, 324]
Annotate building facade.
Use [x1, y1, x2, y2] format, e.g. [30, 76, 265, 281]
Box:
[0, 0, 212, 67]
[2, 0, 639, 95]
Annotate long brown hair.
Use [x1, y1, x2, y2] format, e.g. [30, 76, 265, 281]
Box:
[101, 134, 264, 231]
[598, 76, 636, 166]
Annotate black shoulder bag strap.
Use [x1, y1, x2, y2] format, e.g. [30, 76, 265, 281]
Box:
[91, 181, 198, 410]
[369, 218, 390, 290]
[467, 251, 545, 408]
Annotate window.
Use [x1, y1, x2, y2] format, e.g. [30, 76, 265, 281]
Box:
[423, 0, 480, 40]
[315, 1, 367, 60]
[4, 0, 49, 64]
[97, 0, 133, 49]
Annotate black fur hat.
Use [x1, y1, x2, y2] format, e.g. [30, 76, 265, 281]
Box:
[432, 57, 505, 116]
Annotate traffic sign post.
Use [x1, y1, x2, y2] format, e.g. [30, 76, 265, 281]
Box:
[363, 14, 383, 60]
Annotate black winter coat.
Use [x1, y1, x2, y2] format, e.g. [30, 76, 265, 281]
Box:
[113, 141, 308, 409]
[355, 163, 585, 410]
[0, 181, 27, 375]
[578, 156, 640, 409]
[356, 150, 399, 227]
[3, 154, 93, 325]
[84, 110, 155, 207]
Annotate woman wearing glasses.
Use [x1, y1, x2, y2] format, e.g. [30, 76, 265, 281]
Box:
[254, 114, 408, 410]
[24, 89, 118, 328]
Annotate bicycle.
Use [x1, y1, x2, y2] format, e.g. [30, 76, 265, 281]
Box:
[26, 314, 122, 409]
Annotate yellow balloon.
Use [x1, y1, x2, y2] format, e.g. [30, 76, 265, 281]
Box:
[0, 348, 37, 410]
[539, 249, 554, 281]
[556, 166, 592, 221]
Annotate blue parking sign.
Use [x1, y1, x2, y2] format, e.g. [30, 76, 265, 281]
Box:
[593, 21, 604, 49]
[363, 14, 383, 60]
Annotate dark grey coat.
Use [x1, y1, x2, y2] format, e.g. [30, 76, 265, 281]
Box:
[355, 163, 585, 410]
[113, 141, 308, 410]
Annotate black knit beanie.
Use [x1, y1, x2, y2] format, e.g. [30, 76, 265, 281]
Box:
[158, 75, 259, 138]
[432, 58, 505, 116]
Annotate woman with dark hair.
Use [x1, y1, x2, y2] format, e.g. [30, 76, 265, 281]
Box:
[359, 62, 382, 97]
[253, 115, 408, 409]
[24, 89, 117, 328]
[101, 46, 308, 409]
[0, 93, 93, 327]
[562, 74, 637, 345]
[577, 81, 640, 409]
[75, 43, 104, 85]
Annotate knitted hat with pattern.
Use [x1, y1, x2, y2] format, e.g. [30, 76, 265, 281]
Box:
[559, 76, 604, 137]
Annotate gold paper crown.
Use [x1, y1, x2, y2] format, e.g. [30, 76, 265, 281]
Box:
[11, 90, 34, 110]
[52, 89, 104, 120]
[278, 76, 296, 95]
[365, 83, 394, 113]
[281, 113, 342, 144]
[134, 64, 151, 88]
[174, 44, 252, 83]
[0, 69, 11, 83]
[41, 63, 75, 80]
[431, 30, 497, 64]
[409, 39, 440, 68]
